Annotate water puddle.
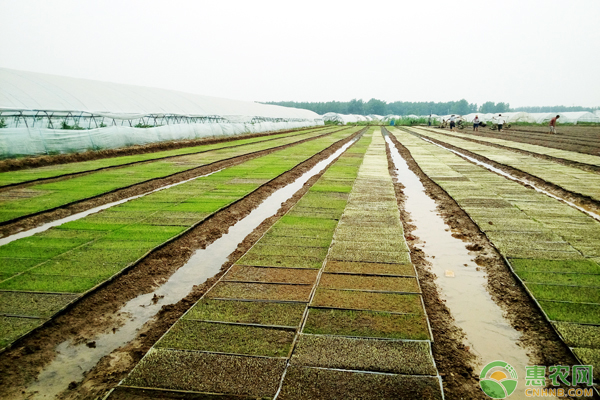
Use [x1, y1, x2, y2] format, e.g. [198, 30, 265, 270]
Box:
[418, 136, 600, 223]
[24, 139, 356, 399]
[0, 172, 222, 247]
[385, 134, 540, 400]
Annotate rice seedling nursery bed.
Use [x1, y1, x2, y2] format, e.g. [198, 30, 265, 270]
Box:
[0, 126, 330, 187]
[409, 127, 600, 202]
[279, 130, 442, 398]
[114, 128, 374, 398]
[0, 127, 336, 224]
[0, 128, 356, 350]
[389, 127, 600, 382]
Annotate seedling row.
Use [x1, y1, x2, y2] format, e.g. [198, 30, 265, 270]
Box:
[0, 127, 357, 350]
[118, 129, 443, 399]
[118, 129, 372, 398]
[0, 126, 330, 187]
[417, 126, 600, 168]
[0, 127, 337, 224]
[408, 127, 600, 202]
[389, 128, 600, 381]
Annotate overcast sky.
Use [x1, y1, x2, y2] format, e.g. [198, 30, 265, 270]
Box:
[1, 0, 599, 108]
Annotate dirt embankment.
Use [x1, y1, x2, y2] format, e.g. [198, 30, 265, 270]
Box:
[0, 129, 362, 400]
[385, 132, 580, 400]
[0, 126, 327, 173]
[0, 129, 334, 238]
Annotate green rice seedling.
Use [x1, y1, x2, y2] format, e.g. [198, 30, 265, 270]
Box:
[56, 220, 129, 231]
[268, 227, 335, 241]
[553, 322, 600, 349]
[236, 253, 324, 269]
[0, 272, 102, 293]
[0, 258, 48, 275]
[291, 335, 436, 375]
[319, 274, 420, 293]
[0, 242, 77, 259]
[0, 316, 44, 349]
[312, 289, 423, 314]
[502, 248, 583, 260]
[207, 282, 312, 302]
[276, 216, 339, 230]
[185, 299, 305, 327]
[122, 348, 287, 396]
[571, 348, 600, 381]
[224, 266, 318, 285]
[538, 301, 600, 324]
[246, 245, 328, 259]
[324, 260, 416, 276]
[329, 248, 412, 265]
[518, 272, 600, 286]
[0, 292, 77, 317]
[258, 236, 332, 248]
[330, 240, 409, 254]
[304, 308, 430, 340]
[156, 320, 294, 357]
[510, 259, 600, 274]
[103, 225, 186, 241]
[525, 284, 600, 304]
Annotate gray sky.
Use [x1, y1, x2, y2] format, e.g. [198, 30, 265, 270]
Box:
[1, 0, 599, 108]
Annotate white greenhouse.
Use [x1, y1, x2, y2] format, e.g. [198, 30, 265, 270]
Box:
[0, 68, 323, 158]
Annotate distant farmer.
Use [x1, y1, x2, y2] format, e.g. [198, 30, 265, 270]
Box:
[493, 114, 505, 132]
[428, 114, 432, 126]
[449, 115, 456, 131]
[549, 115, 560, 134]
[473, 115, 480, 132]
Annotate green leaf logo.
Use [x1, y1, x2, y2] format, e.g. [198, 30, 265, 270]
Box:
[479, 360, 518, 398]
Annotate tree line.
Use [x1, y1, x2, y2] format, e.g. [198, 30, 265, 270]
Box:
[264, 99, 597, 116]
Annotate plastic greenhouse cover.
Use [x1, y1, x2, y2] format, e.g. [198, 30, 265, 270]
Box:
[0, 68, 321, 121]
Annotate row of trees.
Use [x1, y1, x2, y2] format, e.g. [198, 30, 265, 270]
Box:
[265, 99, 599, 116]
[264, 99, 508, 116]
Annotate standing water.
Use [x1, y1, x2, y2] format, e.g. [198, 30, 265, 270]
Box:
[385, 134, 543, 400]
[24, 139, 357, 399]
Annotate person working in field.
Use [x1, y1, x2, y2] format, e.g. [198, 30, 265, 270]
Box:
[449, 115, 456, 131]
[493, 114, 505, 132]
[549, 115, 560, 134]
[473, 115, 480, 132]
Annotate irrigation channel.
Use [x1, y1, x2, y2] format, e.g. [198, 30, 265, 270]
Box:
[22, 138, 359, 399]
[385, 133, 534, 399]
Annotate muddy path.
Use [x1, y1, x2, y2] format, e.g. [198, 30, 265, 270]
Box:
[0, 126, 328, 173]
[0, 129, 363, 400]
[0, 129, 337, 238]
[419, 128, 600, 174]
[385, 131, 580, 399]
[409, 131, 600, 218]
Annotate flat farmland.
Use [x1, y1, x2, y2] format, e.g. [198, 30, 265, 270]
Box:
[0, 125, 598, 399]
